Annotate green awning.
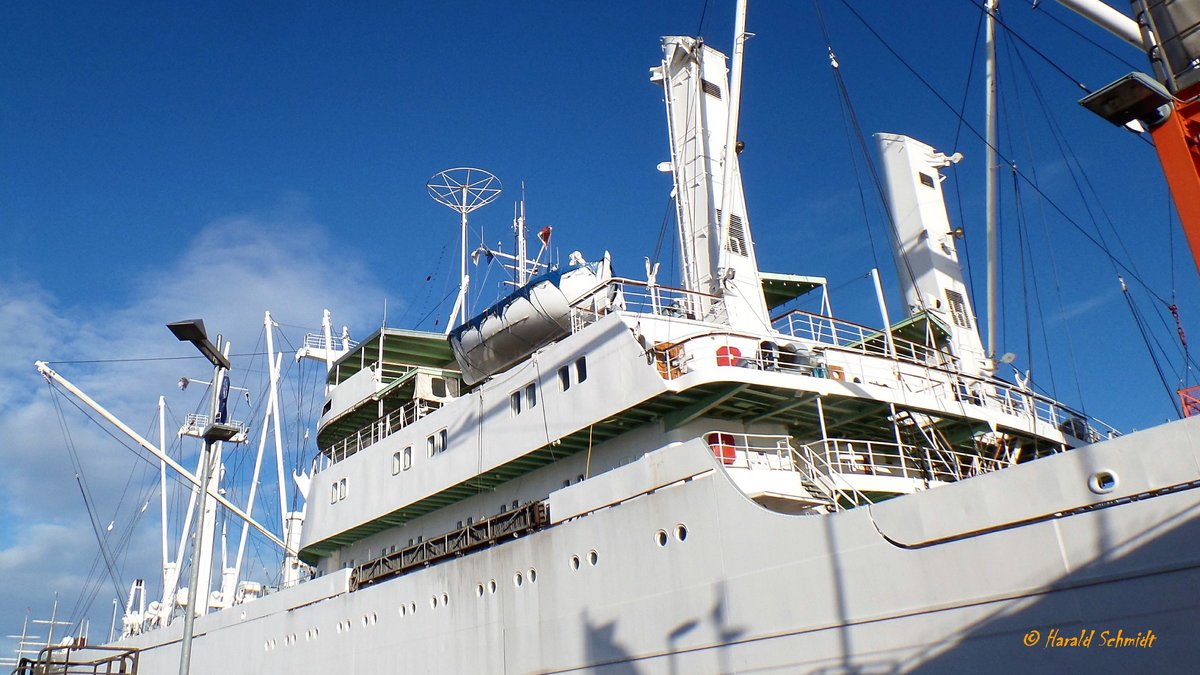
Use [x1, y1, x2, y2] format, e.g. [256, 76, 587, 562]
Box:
[760, 272, 826, 310]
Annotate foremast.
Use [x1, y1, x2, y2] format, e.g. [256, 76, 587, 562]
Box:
[652, 1, 772, 332]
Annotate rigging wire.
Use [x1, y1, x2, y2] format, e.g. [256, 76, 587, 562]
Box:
[813, 0, 924, 304]
[835, 0, 1169, 307]
[950, 9, 986, 314]
[1007, 24, 1198, 386]
[1121, 277, 1185, 416]
[1024, 0, 1146, 72]
[46, 382, 128, 619]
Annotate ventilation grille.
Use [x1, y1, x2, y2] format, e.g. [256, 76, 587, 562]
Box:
[945, 289, 972, 329]
[701, 79, 722, 99]
[716, 209, 748, 256]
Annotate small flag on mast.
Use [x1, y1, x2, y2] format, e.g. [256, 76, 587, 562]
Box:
[537, 226, 552, 246]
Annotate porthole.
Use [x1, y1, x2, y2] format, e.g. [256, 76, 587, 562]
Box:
[528, 568, 537, 583]
[1089, 470, 1118, 495]
[514, 571, 524, 587]
[587, 550, 599, 566]
[569, 555, 581, 571]
[399, 604, 407, 617]
[655, 529, 669, 547]
[442, 593, 449, 606]
[476, 583, 485, 598]
[430, 595, 439, 609]
[675, 524, 689, 542]
[488, 579, 497, 594]
[410, 601, 417, 614]
[361, 615, 369, 627]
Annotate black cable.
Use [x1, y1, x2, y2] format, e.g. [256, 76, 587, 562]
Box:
[1121, 278, 1184, 416]
[837, 0, 1168, 305]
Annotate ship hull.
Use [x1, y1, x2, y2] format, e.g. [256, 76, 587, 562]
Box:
[122, 415, 1200, 673]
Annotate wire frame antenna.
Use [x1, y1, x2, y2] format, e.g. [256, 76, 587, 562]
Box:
[427, 168, 502, 332]
[427, 167, 502, 214]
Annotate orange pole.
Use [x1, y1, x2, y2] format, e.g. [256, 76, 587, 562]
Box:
[1150, 94, 1200, 275]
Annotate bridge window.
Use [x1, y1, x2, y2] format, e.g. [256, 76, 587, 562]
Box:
[558, 366, 570, 391]
[575, 357, 587, 383]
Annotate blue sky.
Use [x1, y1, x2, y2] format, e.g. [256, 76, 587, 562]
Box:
[2, 0, 1196, 656]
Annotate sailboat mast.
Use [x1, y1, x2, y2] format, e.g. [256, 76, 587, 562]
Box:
[984, 0, 999, 368]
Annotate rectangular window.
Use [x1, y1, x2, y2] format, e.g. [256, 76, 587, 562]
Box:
[437, 428, 448, 453]
[338, 478, 347, 500]
[575, 357, 588, 383]
[431, 377, 447, 398]
[391, 452, 402, 476]
[427, 434, 436, 457]
[330, 483, 338, 504]
[510, 391, 522, 416]
[558, 366, 571, 391]
[525, 383, 537, 409]
[403, 446, 412, 470]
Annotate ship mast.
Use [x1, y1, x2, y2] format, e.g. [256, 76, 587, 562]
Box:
[653, 0, 772, 331]
[427, 168, 502, 332]
[984, 0, 999, 371]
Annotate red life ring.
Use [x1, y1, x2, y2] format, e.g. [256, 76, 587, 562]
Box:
[706, 432, 737, 465]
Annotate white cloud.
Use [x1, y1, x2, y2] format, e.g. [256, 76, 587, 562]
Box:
[0, 210, 389, 656]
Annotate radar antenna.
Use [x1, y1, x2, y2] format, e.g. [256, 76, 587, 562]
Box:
[426, 168, 502, 332]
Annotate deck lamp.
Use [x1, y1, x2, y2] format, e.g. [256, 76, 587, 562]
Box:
[167, 319, 232, 370]
[1079, 72, 1172, 128]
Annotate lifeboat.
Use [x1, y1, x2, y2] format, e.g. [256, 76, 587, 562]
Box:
[449, 253, 612, 384]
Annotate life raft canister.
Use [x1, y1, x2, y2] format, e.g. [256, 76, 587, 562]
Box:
[715, 345, 741, 367]
[706, 432, 737, 465]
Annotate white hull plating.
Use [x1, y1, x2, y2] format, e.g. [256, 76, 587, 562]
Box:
[123, 418, 1200, 673]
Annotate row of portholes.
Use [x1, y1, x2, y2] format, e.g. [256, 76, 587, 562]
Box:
[399, 601, 418, 617]
[655, 524, 689, 547]
[430, 592, 450, 609]
[568, 549, 600, 571]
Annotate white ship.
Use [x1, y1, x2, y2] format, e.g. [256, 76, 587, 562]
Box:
[18, 1, 1200, 673]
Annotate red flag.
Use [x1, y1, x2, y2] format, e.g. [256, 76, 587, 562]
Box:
[537, 226, 552, 246]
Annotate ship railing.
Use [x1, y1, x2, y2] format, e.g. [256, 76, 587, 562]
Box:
[301, 332, 359, 352]
[317, 398, 442, 470]
[11, 644, 138, 675]
[570, 278, 727, 331]
[649, 332, 829, 380]
[702, 431, 795, 471]
[178, 413, 248, 440]
[772, 309, 955, 368]
[811, 438, 1010, 484]
[703, 431, 871, 510]
[774, 310, 1119, 442]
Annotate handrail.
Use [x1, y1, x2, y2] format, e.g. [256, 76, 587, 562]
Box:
[812, 438, 1010, 483]
[570, 278, 728, 327]
[318, 398, 441, 470]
